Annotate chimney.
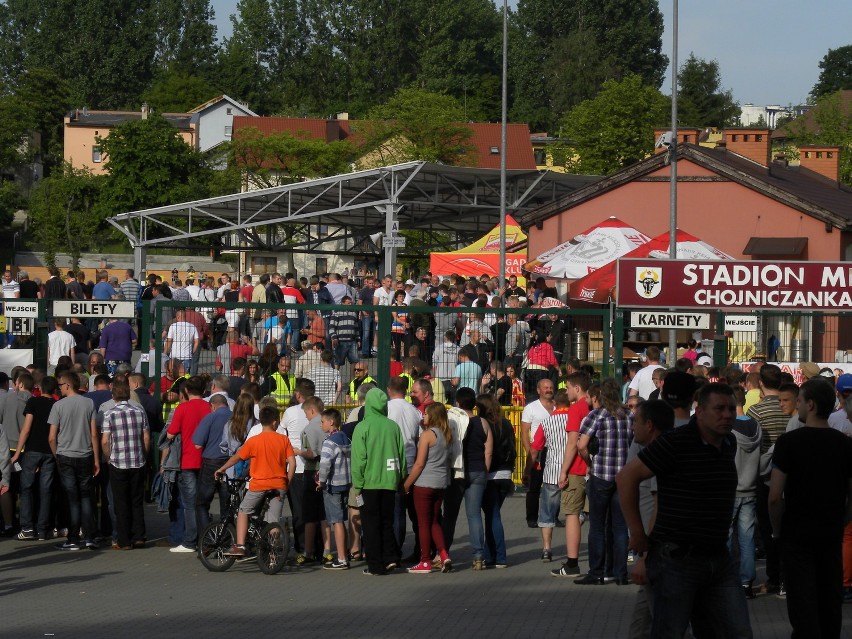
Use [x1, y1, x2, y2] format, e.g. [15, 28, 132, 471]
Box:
[799, 145, 841, 182]
[326, 118, 341, 142]
[722, 128, 770, 167]
[652, 128, 701, 154]
[336, 112, 349, 121]
[141, 102, 150, 119]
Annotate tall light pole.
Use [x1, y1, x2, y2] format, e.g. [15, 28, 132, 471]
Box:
[668, 0, 679, 362]
[498, 0, 508, 303]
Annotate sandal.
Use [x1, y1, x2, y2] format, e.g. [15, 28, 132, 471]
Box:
[348, 551, 363, 561]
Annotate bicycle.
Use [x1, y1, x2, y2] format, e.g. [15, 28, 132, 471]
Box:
[198, 476, 292, 575]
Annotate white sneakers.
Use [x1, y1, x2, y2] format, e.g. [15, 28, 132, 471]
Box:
[169, 544, 196, 553]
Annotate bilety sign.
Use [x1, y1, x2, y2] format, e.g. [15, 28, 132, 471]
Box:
[724, 315, 758, 332]
[617, 259, 852, 310]
[629, 311, 710, 330]
[52, 301, 136, 318]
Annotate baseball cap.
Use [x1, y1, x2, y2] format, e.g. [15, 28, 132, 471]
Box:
[662, 371, 696, 406]
[836, 374, 852, 393]
[405, 279, 416, 286]
[799, 361, 820, 379]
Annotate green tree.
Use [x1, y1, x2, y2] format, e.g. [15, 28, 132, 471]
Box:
[153, 0, 219, 80]
[96, 114, 212, 216]
[811, 45, 852, 100]
[413, 0, 502, 121]
[560, 75, 669, 175]
[0, 180, 23, 229]
[29, 165, 104, 268]
[785, 91, 852, 185]
[230, 126, 355, 188]
[0, 0, 159, 109]
[143, 71, 219, 113]
[358, 88, 475, 167]
[677, 53, 739, 128]
[511, 0, 667, 133]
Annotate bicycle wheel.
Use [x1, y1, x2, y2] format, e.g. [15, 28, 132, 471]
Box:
[198, 521, 237, 572]
[257, 522, 289, 575]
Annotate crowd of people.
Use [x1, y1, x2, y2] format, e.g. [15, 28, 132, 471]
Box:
[2, 267, 851, 638]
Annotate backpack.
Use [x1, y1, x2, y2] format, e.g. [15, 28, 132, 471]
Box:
[492, 418, 517, 469]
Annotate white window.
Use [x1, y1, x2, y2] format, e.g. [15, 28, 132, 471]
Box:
[224, 125, 233, 137]
[92, 146, 102, 163]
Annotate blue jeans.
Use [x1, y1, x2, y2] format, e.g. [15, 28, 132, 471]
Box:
[56, 454, 96, 543]
[360, 315, 374, 355]
[483, 478, 512, 564]
[647, 541, 753, 638]
[538, 482, 562, 527]
[587, 474, 628, 580]
[464, 470, 487, 560]
[177, 469, 199, 547]
[334, 340, 360, 367]
[729, 496, 757, 585]
[19, 451, 56, 535]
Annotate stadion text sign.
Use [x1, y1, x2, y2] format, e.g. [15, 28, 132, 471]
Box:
[617, 259, 852, 311]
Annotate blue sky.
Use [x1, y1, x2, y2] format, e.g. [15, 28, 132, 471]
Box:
[210, 0, 851, 108]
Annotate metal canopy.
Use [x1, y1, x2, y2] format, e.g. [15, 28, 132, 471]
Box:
[107, 161, 598, 275]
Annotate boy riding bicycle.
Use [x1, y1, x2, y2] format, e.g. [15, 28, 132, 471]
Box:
[216, 406, 296, 556]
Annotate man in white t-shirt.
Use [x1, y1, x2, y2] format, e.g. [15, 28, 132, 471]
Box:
[521, 378, 555, 527]
[371, 274, 394, 355]
[47, 319, 76, 373]
[1, 270, 20, 348]
[164, 310, 200, 372]
[387, 375, 423, 559]
[280, 379, 315, 557]
[629, 346, 665, 400]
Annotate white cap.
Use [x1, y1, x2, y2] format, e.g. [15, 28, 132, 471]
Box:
[405, 279, 416, 286]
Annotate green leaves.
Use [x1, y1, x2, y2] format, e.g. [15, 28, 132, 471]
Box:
[811, 45, 852, 100]
[560, 75, 669, 176]
[96, 114, 212, 215]
[677, 54, 739, 128]
[358, 88, 475, 167]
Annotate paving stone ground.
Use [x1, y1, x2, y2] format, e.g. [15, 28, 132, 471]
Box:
[2, 492, 850, 638]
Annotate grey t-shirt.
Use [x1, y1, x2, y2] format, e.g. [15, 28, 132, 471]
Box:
[48, 394, 95, 457]
[626, 440, 657, 532]
[302, 416, 327, 472]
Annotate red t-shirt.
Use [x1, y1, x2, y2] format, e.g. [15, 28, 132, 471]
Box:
[167, 398, 211, 469]
[565, 399, 590, 476]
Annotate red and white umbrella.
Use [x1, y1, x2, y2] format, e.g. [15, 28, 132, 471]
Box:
[526, 216, 650, 280]
[568, 229, 733, 303]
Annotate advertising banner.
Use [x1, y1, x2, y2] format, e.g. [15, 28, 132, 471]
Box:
[617, 259, 852, 311]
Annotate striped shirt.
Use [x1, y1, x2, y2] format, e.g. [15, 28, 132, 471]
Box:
[2, 278, 20, 299]
[532, 408, 569, 484]
[308, 365, 340, 406]
[119, 278, 140, 305]
[639, 420, 738, 550]
[102, 400, 150, 469]
[746, 394, 789, 449]
[579, 407, 633, 482]
[329, 310, 360, 342]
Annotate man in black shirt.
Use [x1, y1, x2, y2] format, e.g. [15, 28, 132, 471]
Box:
[769, 378, 852, 639]
[617, 382, 752, 638]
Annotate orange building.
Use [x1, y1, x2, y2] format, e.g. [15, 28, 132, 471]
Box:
[63, 104, 197, 174]
[521, 128, 852, 361]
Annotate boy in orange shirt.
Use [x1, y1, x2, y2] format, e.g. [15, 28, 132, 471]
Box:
[216, 406, 296, 556]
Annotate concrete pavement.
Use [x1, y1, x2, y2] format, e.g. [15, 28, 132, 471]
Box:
[1, 492, 848, 638]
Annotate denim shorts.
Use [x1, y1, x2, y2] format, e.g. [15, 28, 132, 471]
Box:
[538, 482, 562, 527]
[323, 491, 348, 524]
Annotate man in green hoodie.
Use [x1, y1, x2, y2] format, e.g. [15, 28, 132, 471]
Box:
[351, 387, 407, 575]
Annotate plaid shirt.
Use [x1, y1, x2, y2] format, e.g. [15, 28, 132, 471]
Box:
[579, 407, 633, 482]
[102, 401, 149, 470]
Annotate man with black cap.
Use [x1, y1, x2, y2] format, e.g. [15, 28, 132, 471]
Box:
[660, 371, 695, 427]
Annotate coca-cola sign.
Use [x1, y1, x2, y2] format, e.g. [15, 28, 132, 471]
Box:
[617, 259, 852, 310]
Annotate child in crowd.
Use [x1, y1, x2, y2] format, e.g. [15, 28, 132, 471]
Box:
[300, 397, 331, 563]
[318, 408, 352, 570]
[215, 406, 295, 557]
